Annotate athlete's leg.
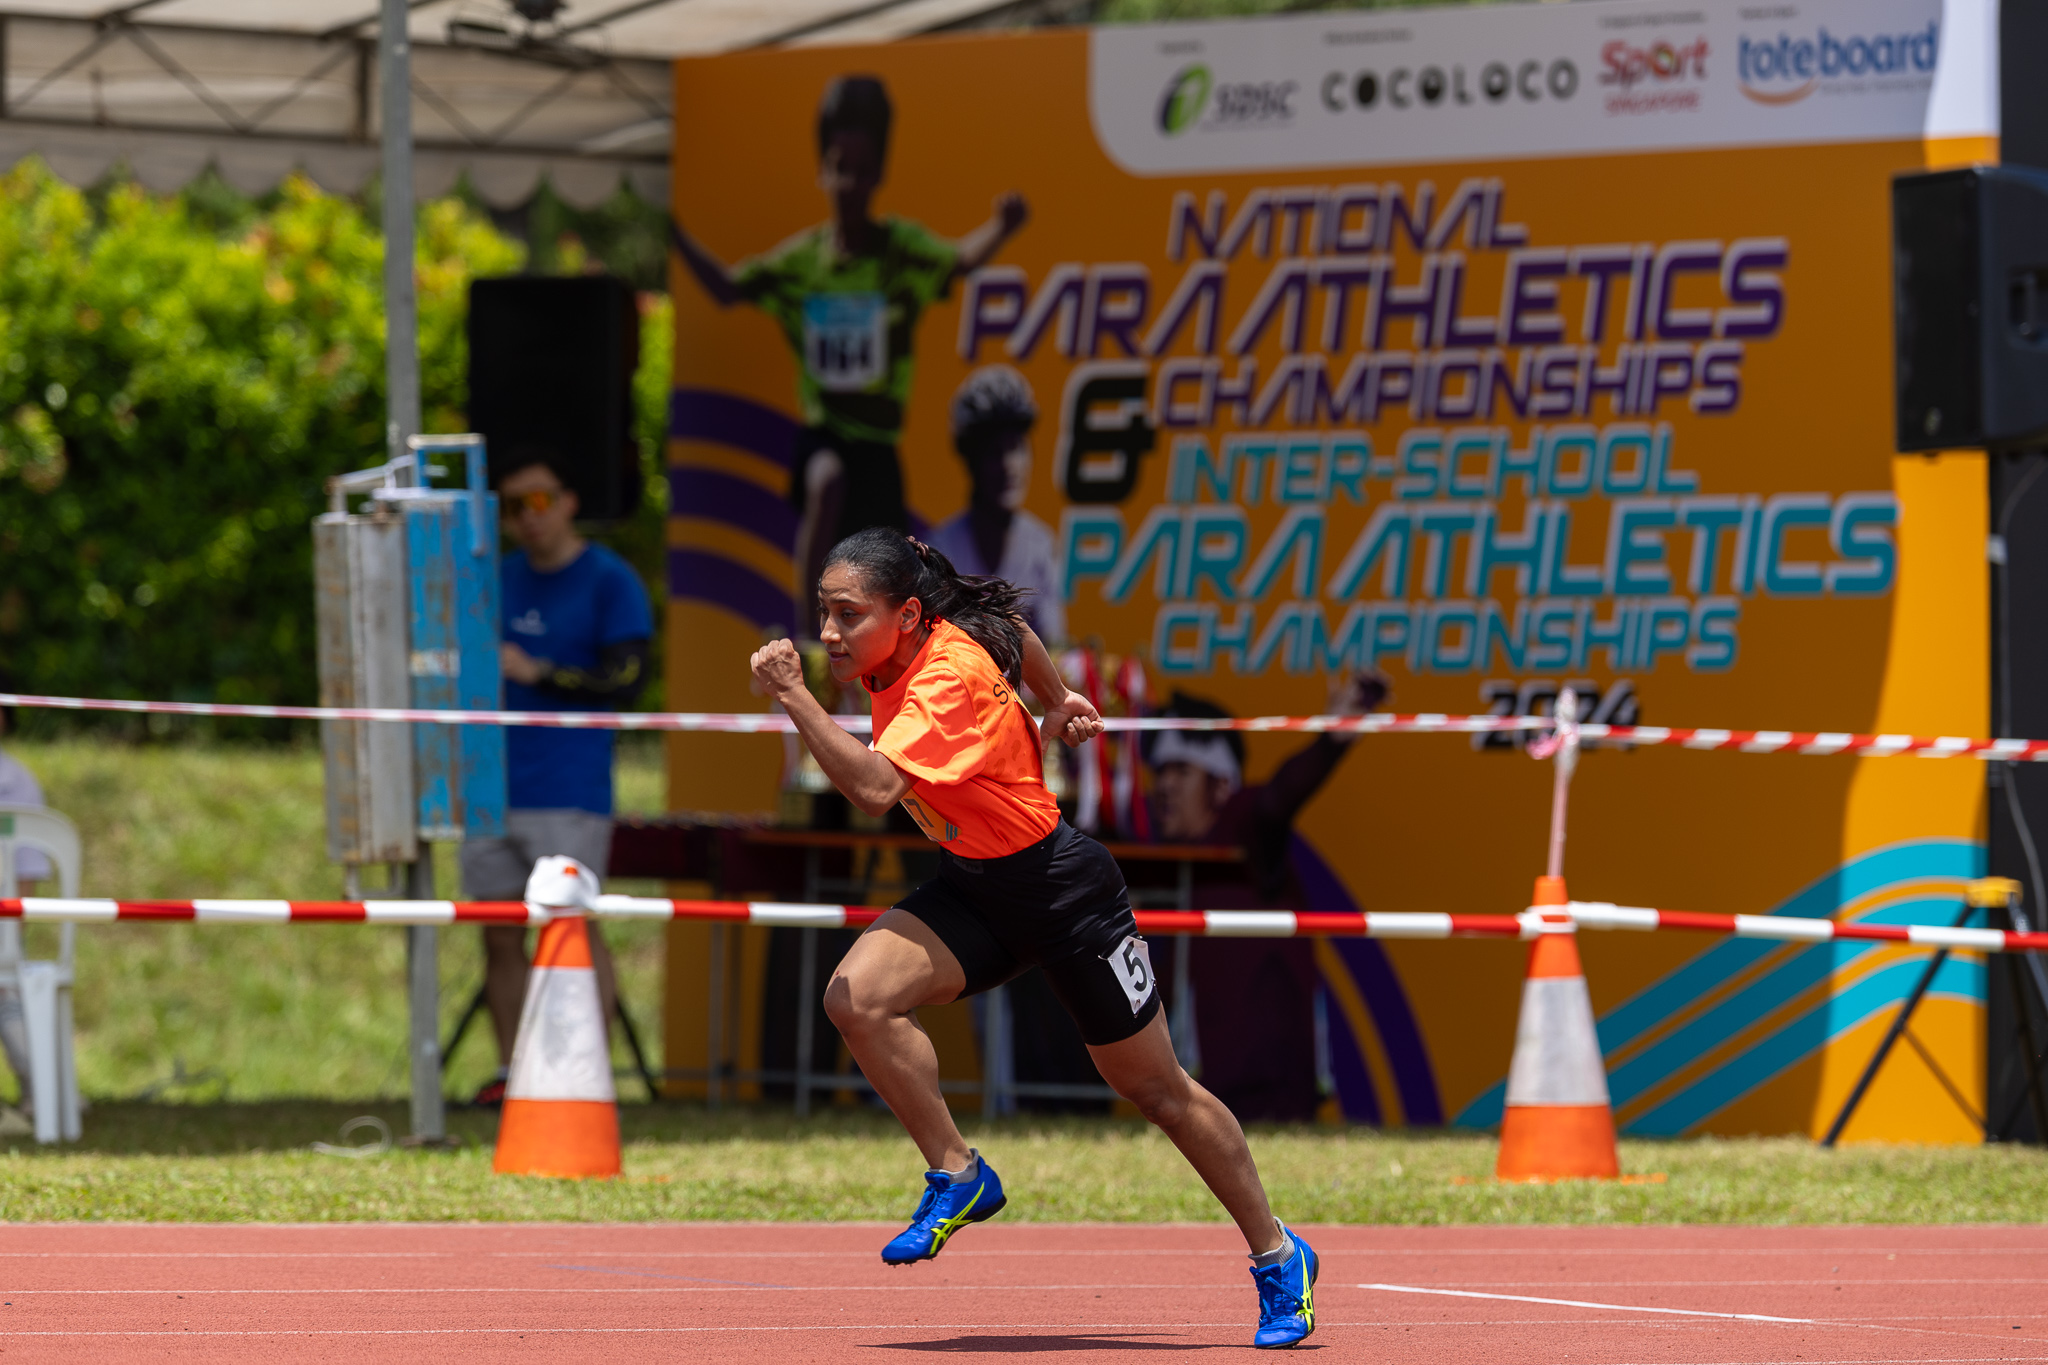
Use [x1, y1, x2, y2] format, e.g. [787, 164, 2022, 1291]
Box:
[1089, 1011, 1282, 1254]
[791, 449, 845, 635]
[823, 907, 972, 1170]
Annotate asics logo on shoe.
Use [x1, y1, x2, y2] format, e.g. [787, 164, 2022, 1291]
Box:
[928, 1186, 986, 1252]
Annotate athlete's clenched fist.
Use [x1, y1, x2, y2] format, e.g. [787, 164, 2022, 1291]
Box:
[750, 637, 806, 703]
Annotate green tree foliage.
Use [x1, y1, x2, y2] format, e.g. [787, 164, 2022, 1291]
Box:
[0, 162, 675, 720]
[0, 162, 523, 709]
[1096, 0, 1482, 23]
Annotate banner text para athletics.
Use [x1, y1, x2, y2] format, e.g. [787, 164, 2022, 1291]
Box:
[958, 178, 1782, 423]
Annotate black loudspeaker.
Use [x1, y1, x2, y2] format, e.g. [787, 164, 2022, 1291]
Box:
[467, 275, 642, 521]
[1894, 166, 2048, 453]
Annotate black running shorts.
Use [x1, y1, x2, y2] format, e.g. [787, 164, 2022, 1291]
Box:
[895, 821, 1163, 1047]
[788, 425, 908, 545]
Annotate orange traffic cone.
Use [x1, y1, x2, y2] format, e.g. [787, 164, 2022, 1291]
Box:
[1495, 875, 1619, 1181]
[493, 863, 619, 1179]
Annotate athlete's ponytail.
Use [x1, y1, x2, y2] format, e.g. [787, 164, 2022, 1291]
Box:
[824, 527, 1027, 683]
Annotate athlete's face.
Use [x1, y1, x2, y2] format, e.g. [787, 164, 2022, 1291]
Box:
[819, 131, 882, 219]
[817, 564, 923, 685]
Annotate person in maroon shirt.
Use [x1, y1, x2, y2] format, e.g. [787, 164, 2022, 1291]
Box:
[1145, 670, 1389, 1122]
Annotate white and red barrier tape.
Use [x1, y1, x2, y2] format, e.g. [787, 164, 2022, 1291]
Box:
[0, 895, 1531, 938]
[9, 691, 2048, 759]
[0, 692, 1531, 737]
[2, 895, 2042, 950]
[1566, 900, 2048, 953]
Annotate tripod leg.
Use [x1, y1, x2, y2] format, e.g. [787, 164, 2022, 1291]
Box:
[1994, 949, 2048, 1141]
[440, 981, 489, 1078]
[1823, 938, 1957, 1147]
[1992, 1025, 2048, 1140]
[614, 991, 660, 1101]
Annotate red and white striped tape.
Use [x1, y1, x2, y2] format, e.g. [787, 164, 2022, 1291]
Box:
[0, 895, 1540, 939]
[8, 691, 2048, 759]
[0, 692, 1532, 737]
[1571, 724, 2048, 761]
[1567, 900, 2048, 953]
[4, 895, 2042, 951]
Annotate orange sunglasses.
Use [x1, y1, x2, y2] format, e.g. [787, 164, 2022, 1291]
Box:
[504, 488, 566, 517]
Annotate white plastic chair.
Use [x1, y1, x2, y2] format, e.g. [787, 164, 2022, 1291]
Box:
[0, 805, 81, 1143]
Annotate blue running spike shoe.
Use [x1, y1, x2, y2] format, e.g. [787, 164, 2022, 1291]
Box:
[881, 1150, 1006, 1265]
[1250, 1223, 1319, 1349]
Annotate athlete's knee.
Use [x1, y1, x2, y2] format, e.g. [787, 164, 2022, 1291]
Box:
[822, 974, 860, 1030]
[822, 971, 887, 1036]
[1116, 1068, 1193, 1129]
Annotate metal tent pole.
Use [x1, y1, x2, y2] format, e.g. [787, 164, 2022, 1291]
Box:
[379, 0, 420, 465]
[405, 857, 445, 1141]
[380, 0, 438, 1143]
[794, 926, 818, 1118]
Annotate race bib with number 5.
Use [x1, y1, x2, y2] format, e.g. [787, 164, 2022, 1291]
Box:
[1107, 934, 1155, 1014]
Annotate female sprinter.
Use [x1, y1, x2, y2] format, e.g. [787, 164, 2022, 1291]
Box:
[748, 527, 1319, 1350]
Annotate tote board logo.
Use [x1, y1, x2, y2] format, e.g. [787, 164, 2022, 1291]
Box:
[1735, 21, 1938, 105]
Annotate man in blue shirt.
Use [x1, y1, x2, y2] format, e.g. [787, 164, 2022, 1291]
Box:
[460, 449, 654, 1105]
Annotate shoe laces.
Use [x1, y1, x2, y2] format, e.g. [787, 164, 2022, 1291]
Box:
[1252, 1258, 1304, 1322]
[907, 1171, 951, 1228]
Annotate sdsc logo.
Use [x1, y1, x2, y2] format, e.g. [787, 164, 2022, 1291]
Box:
[1156, 63, 1296, 135]
[1158, 65, 1213, 135]
[1736, 21, 1937, 104]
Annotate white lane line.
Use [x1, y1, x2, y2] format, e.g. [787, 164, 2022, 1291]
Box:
[1358, 1281, 1814, 1324]
[1839, 1313, 2048, 1322]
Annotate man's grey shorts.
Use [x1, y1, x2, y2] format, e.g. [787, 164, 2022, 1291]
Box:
[460, 808, 614, 902]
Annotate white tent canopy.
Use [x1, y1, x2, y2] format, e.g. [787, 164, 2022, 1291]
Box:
[0, 0, 1050, 208]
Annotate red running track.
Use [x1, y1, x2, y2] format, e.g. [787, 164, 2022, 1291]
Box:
[0, 1222, 2044, 1363]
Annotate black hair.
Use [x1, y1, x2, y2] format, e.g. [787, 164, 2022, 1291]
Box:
[817, 75, 893, 163]
[494, 445, 574, 492]
[824, 527, 1025, 684]
[950, 365, 1038, 466]
[1141, 690, 1246, 770]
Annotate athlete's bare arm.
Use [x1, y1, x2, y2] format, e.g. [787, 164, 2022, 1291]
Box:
[952, 193, 1030, 277]
[751, 637, 912, 816]
[1019, 623, 1104, 750]
[669, 221, 743, 307]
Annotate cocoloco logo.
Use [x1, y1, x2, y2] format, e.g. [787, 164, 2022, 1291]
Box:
[1735, 21, 1938, 104]
[1320, 56, 1579, 113]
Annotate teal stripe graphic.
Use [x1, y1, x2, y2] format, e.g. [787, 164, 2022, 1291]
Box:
[1627, 955, 1984, 1134]
[1453, 839, 1985, 1132]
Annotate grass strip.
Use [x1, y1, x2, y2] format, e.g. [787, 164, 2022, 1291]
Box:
[0, 1102, 2043, 1224]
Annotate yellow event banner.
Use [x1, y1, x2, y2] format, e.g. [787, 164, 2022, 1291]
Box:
[667, 0, 1997, 1139]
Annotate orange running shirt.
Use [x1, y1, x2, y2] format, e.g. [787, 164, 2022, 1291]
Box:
[867, 620, 1061, 859]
